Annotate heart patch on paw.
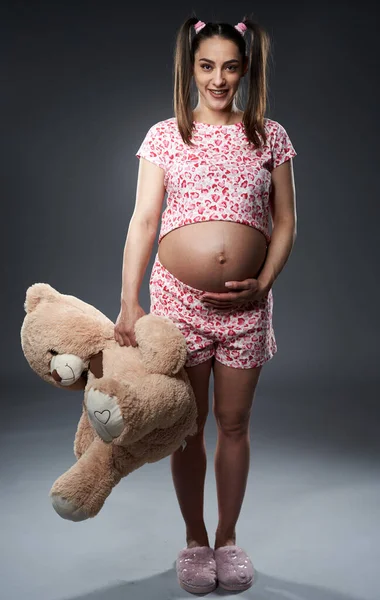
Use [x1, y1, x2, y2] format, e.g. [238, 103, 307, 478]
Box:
[86, 388, 124, 442]
[94, 410, 111, 424]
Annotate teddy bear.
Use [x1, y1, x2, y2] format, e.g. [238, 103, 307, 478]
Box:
[20, 283, 198, 522]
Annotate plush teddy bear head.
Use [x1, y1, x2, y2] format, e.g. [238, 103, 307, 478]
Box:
[20, 283, 198, 521]
[21, 283, 112, 390]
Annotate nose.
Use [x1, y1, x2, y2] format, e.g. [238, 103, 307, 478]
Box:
[212, 69, 226, 86]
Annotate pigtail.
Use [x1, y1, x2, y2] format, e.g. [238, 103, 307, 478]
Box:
[173, 17, 200, 147]
[240, 15, 271, 147]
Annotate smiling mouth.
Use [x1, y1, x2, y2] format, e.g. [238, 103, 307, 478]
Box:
[208, 89, 229, 97]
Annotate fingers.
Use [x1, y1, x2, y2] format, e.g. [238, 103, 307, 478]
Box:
[201, 300, 234, 309]
[201, 291, 252, 308]
[114, 329, 128, 347]
[201, 296, 251, 309]
[114, 329, 138, 347]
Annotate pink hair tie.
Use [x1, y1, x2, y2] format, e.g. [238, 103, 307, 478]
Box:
[194, 20, 206, 34]
[235, 22, 247, 34]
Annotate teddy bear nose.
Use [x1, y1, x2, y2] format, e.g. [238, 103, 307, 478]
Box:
[51, 369, 62, 382]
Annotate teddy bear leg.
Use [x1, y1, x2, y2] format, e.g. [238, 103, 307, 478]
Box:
[50, 437, 123, 521]
[73, 402, 96, 459]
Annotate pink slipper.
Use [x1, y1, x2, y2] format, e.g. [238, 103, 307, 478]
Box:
[214, 545, 254, 591]
[176, 546, 217, 594]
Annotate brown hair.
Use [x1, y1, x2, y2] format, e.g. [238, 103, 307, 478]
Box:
[173, 14, 271, 148]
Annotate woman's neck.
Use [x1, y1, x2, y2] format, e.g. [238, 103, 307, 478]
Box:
[192, 108, 244, 126]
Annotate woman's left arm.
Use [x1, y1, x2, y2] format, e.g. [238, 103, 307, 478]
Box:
[258, 158, 297, 291]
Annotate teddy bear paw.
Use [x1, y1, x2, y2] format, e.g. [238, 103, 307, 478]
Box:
[86, 388, 124, 443]
[51, 494, 90, 521]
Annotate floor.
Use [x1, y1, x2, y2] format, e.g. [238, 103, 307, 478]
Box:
[1, 377, 378, 600]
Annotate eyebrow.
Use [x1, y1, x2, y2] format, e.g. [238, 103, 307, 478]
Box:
[198, 58, 239, 64]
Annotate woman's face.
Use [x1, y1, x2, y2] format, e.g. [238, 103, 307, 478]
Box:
[192, 36, 247, 112]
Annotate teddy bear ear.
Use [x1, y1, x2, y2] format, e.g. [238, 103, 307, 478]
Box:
[24, 283, 61, 314]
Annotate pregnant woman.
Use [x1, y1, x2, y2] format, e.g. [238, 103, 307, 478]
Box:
[114, 15, 297, 594]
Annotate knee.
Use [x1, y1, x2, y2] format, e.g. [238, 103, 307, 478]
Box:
[214, 410, 251, 437]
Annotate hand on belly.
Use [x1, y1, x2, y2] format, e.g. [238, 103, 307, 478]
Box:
[200, 277, 269, 309]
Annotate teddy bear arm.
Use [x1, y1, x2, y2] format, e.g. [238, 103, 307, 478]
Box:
[134, 315, 187, 376]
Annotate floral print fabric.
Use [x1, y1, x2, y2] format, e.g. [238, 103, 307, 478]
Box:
[136, 117, 297, 244]
[149, 253, 277, 369]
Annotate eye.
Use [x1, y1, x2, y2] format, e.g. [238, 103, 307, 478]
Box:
[200, 64, 238, 72]
[49, 349, 58, 355]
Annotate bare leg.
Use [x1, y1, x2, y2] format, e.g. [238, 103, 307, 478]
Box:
[212, 361, 262, 550]
[170, 357, 213, 548]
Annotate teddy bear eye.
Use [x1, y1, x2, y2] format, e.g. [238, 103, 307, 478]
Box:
[49, 349, 58, 355]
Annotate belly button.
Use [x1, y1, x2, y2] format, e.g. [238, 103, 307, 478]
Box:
[218, 254, 227, 264]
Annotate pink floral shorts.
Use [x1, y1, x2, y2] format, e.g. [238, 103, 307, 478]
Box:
[149, 252, 277, 369]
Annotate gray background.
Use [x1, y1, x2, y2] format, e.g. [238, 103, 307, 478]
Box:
[2, 2, 380, 600]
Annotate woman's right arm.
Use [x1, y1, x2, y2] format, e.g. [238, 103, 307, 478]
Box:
[114, 157, 166, 347]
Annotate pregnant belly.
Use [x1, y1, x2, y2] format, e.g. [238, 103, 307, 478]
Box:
[157, 221, 269, 293]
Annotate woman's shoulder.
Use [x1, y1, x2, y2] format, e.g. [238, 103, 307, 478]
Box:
[264, 117, 284, 134]
[146, 117, 177, 133]
[263, 117, 297, 164]
[264, 117, 293, 139]
[138, 117, 177, 146]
